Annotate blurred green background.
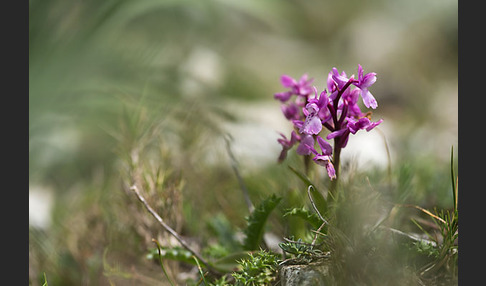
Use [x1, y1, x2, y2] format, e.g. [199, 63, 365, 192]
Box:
[29, 0, 457, 284]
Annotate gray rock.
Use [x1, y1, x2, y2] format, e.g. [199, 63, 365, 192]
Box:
[279, 260, 329, 286]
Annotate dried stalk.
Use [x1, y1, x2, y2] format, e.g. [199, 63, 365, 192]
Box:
[129, 184, 216, 273]
[224, 134, 254, 213]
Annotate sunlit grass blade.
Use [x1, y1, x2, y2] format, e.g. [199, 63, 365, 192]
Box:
[193, 255, 208, 286]
[42, 272, 48, 286]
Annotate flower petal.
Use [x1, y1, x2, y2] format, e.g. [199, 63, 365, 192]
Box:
[274, 91, 292, 102]
[326, 128, 347, 140]
[281, 75, 296, 88]
[296, 135, 315, 155]
[316, 136, 333, 155]
[300, 115, 322, 135]
[360, 88, 378, 109]
[366, 119, 383, 131]
[326, 162, 337, 180]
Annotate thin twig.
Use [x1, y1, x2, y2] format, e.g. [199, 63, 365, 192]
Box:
[311, 222, 327, 248]
[306, 185, 330, 248]
[129, 184, 215, 273]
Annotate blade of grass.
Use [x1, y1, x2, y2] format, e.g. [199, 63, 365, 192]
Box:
[396, 204, 446, 225]
[42, 272, 48, 286]
[194, 256, 208, 286]
[411, 218, 436, 243]
[152, 238, 176, 286]
[450, 146, 458, 212]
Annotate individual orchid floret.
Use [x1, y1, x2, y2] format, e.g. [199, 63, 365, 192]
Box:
[279, 74, 314, 98]
[281, 103, 300, 120]
[326, 127, 350, 148]
[353, 64, 378, 109]
[340, 88, 363, 118]
[274, 91, 293, 102]
[347, 117, 383, 134]
[305, 136, 336, 180]
[300, 102, 323, 135]
[277, 131, 300, 162]
[299, 88, 329, 135]
[296, 134, 315, 156]
[331, 67, 351, 90]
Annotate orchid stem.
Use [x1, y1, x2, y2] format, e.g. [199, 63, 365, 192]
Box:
[330, 140, 341, 196]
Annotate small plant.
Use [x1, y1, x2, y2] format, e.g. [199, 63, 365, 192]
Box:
[232, 249, 279, 286]
[122, 64, 457, 285]
[413, 147, 458, 280]
[274, 65, 383, 194]
[279, 237, 328, 265]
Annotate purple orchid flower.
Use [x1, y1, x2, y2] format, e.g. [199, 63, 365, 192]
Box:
[279, 74, 314, 98]
[340, 88, 363, 118]
[274, 91, 293, 102]
[296, 134, 315, 156]
[277, 131, 300, 162]
[354, 64, 378, 109]
[274, 65, 382, 183]
[326, 126, 351, 148]
[305, 136, 336, 180]
[281, 103, 300, 120]
[300, 103, 323, 135]
[299, 88, 329, 135]
[347, 117, 383, 134]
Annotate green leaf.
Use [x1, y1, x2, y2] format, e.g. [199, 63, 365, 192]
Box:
[288, 165, 314, 187]
[146, 246, 197, 266]
[283, 207, 322, 229]
[242, 194, 282, 251]
[207, 213, 240, 252]
[288, 166, 328, 216]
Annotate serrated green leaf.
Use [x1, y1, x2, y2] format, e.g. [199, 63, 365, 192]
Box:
[242, 194, 282, 251]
